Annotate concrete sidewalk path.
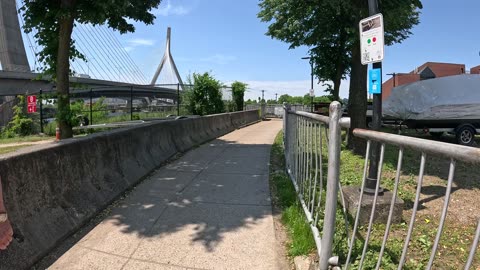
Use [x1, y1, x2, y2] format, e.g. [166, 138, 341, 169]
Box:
[49, 119, 284, 270]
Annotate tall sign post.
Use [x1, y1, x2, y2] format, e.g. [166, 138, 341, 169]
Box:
[360, 1, 384, 194]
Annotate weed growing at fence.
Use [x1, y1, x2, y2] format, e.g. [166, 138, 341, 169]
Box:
[270, 132, 316, 257]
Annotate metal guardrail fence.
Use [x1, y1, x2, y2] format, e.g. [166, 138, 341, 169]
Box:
[283, 102, 344, 268]
[283, 102, 480, 270]
[246, 104, 309, 118]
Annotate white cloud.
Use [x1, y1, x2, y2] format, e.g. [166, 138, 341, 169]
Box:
[155, 0, 190, 16]
[128, 38, 155, 46]
[200, 54, 237, 65]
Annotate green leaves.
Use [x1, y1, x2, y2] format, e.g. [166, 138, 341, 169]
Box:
[231, 81, 247, 112]
[184, 72, 225, 116]
[258, 0, 423, 101]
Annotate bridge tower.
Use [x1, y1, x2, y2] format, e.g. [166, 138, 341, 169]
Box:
[0, 0, 30, 126]
[150, 27, 184, 89]
[0, 0, 30, 72]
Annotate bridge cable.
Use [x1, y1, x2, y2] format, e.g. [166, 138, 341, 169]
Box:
[96, 25, 145, 84]
[81, 23, 134, 84]
[70, 34, 108, 82]
[87, 24, 135, 83]
[100, 25, 148, 84]
[73, 25, 111, 81]
[78, 23, 124, 82]
[74, 24, 115, 81]
[77, 23, 120, 81]
[96, 25, 143, 84]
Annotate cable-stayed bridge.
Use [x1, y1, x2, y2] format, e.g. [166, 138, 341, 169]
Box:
[0, 0, 183, 99]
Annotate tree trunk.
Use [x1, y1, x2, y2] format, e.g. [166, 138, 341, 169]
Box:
[332, 67, 342, 101]
[56, 0, 76, 139]
[347, 39, 367, 154]
[332, 30, 346, 102]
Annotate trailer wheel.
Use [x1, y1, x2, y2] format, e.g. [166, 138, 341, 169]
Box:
[456, 126, 476, 146]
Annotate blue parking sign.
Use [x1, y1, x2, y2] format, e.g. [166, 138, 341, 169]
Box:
[369, 68, 381, 94]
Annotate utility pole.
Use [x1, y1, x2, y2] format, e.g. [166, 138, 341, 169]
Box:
[387, 72, 396, 87]
[275, 93, 278, 102]
[365, 0, 383, 194]
[301, 56, 314, 112]
[261, 90, 265, 102]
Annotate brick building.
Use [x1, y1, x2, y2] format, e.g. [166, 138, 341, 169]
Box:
[382, 62, 477, 100]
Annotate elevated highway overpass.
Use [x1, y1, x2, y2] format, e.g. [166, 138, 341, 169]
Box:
[0, 71, 180, 99]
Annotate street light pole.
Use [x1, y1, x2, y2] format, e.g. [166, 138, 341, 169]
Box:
[365, 0, 383, 194]
[302, 56, 314, 112]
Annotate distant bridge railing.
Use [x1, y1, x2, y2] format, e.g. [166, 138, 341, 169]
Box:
[283, 102, 480, 270]
[245, 104, 309, 118]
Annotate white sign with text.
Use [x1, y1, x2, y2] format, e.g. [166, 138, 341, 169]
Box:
[359, 14, 384, 65]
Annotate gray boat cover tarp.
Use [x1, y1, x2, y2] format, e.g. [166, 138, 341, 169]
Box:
[383, 74, 480, 120]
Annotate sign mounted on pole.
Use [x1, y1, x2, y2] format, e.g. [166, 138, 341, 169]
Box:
[309, 89, 314, 97]
[359, 13, 384, 65]
[27, 95, 37, 113]
[368, 68, 382, 94]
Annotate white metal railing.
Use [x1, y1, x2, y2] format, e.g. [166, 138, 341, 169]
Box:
[283, 102, 480, 270]
[283, 102, 344, 268]
[246, 104, 309, 118]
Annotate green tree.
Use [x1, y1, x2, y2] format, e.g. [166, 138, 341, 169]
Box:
[266, 99, 277, 104]
[185, 72, 225, 116]
[231, 81, 247, 111]
[314, 95, 333, 103]
[245, 99, 257, 105]
[21, 0, 161, 139]
[277, 94, 292, 104]
[258, 0, 422, 153]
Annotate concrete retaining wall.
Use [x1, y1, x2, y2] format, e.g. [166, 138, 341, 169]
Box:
[0, 110, 259, 269]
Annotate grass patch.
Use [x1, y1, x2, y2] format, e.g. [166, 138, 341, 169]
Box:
[270, 131, 316, 257]
[0, 135, 52, 145]
[0, 144, 34, 154]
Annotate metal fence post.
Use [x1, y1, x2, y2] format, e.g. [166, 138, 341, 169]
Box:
[319, 101, 342, 270]
[130, 86, 133, 121]
[177, 83, 180, 116]
[283, 103, 291, 156]
[39, 89, 43, 133]
[89, 88, 93, 125]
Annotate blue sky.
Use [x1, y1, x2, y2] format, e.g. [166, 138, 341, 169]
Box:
[18, 0, 480, 101]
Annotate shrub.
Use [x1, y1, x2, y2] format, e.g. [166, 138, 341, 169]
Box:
[231, 81, 247, 111]
[3, 96, 35, 137]
[184, 72, 225, 116]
